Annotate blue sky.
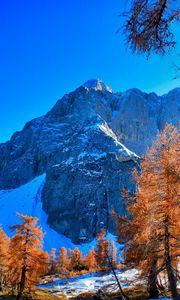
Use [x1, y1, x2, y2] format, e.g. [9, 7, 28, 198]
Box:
[0, 0, 179, 143]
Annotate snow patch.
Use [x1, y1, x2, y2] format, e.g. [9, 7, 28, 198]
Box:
[82, 79, 113, 93]
[38, 268, 139, 297]
[99, 122, 139, 160]
[0, 175, 120, 255]
[78, 151, 106, 161]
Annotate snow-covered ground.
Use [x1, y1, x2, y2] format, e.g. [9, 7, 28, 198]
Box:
[0, 174, 120, 254]
[38, 269, 173, 299]
[38, 269, 179, 299]
[38, 268, 139, 298]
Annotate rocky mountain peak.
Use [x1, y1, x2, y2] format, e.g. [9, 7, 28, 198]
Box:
[82, 79, 113, 93]
[0, 82, 179, 244]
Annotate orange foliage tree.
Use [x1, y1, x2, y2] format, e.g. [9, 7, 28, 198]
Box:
[84, 248, 96, 271]
[109, 241, 117, 268]
[50, 248, 57, 274]
[121, 0, 179, 56]
[117, 124, 180, 299]
[58, 247, 71, 278]
[71, 248, 83, 271]
[96, 228, 110, 269]
[8, 213, 49, 300]
[0, 227, 9, 291]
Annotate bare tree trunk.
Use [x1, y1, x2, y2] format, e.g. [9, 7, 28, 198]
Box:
[17, 266, 26, 300]
[148, 256, 159, 299]
[105, 251, 129, 300]
[164, 222, 180, 300]
[0, 270, 3, 292]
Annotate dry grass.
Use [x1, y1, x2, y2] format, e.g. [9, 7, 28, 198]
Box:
[74, 286, 179, 299]
[0, 289, 67, 300]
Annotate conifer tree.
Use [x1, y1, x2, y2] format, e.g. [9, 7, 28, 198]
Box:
[109, 241, 117, 268]
[58, 247, 71, 277]
[71, 248, 83, 271]
[117, 124, 180, 299]
[122, 0, 179, 56]
[0, 227, 9, 291]
[8, 213, 49, 300]
[84, 248, 96, 271]
[50, 248, 57, 274]
[96, 229, 110, 269]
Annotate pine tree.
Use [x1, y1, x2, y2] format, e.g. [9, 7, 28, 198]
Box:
[8, 213, 49, 300]
[117, 124, 180, 299]
[0, 227, 9, 291]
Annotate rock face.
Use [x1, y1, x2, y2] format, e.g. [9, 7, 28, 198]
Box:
[0, 80, 179, 243]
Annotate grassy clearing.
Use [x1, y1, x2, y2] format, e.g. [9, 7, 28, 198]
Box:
[0, 289, 67, 300]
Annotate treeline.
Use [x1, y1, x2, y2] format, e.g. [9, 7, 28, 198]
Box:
[49, 228, 117, 277]
[0, 217, 117, 300]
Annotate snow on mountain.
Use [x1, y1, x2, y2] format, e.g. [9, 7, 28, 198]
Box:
[82, 79, 113, 93]
[0, 174, 120, 254]
[99, 122, 139, 161]
[0, 80, 179, 244]
[0, 174, 73, 251]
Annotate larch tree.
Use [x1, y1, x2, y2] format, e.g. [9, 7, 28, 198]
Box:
[121, 0, 180, 56]
[84, 248, 96, 271]
[58, 247, 71, 278]
[109, 241, 117, 268]
[117, 124, 180, 299]
[71, 248, 83, 271]
[96, 230, 128, 299]
[96, 228, 110, 269]
[0, 227, 9, 291]
[8, 213, 49, 300]
[50, 248, 57, 274]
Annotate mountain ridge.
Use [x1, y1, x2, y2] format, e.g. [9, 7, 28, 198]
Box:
[2, 82, 179, 145]
[0, 80, 179, 243]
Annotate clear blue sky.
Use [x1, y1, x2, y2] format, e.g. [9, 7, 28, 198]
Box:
[0, 0, 179, 143]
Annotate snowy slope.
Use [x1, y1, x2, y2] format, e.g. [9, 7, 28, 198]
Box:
[0, 175, 120, 254]
[99, 122, 139, 160]
[0, 174, 72, 251]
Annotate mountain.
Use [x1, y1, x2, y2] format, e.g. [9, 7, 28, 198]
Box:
[0, 80, 179, 244]
[0, 173, 113, 254]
